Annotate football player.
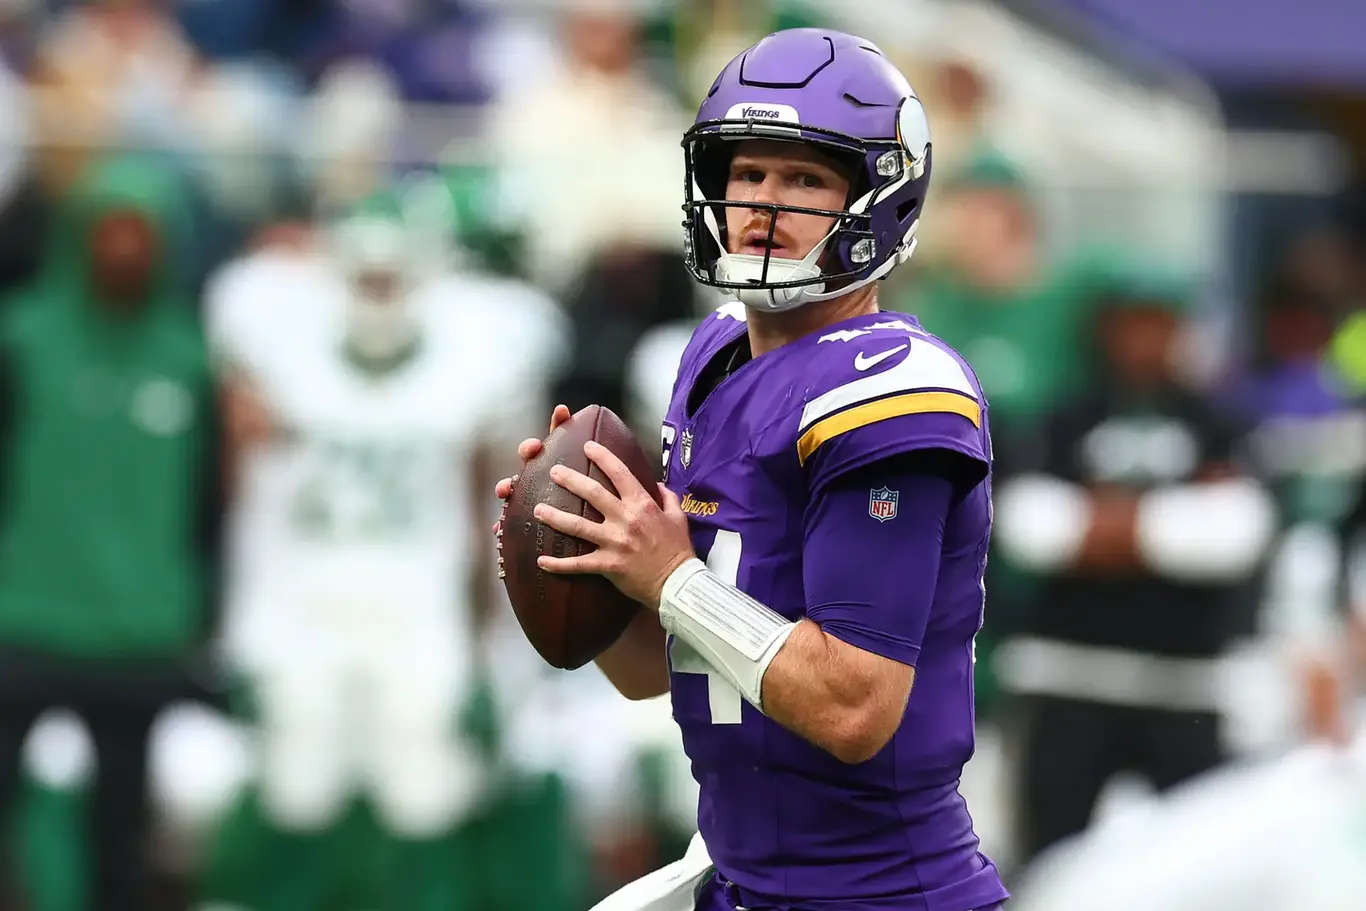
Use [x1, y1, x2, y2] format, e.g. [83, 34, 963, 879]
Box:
[207, 190, 566, 911]
[496, 28, 1008, 911]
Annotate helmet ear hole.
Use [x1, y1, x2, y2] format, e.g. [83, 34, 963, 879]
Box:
[692, 138, 734, 204]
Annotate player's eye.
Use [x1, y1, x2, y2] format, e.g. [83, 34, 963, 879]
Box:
[795, 172, 825, 189]
[735, 169, 765, 183]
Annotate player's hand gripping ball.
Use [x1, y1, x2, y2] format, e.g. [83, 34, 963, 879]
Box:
[496, 404, 680, 670]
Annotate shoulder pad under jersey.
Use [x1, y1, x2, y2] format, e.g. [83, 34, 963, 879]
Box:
[795, 317, 990, 492]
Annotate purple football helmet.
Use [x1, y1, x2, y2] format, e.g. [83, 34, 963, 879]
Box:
[682, 29, 932, 312]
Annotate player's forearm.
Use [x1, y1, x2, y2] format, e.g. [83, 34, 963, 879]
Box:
[994, 474, 1091, 570]
[995, 476, 1138, 571]
[658, 560, 911, 765]
[1134, 478, 1276, 581]
[594, 609, 670, 700]
[997, 474, 1276, 582]
[657, 462, 951, 764]
[759, 620, 908, 764]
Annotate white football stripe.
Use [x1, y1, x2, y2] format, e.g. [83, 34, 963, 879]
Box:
[799, 340, 976, 431]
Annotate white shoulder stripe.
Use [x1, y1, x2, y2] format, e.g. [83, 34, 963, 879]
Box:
[799, 340, 976, 431]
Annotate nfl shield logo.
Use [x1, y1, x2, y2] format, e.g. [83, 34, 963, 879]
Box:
[680, 428, 694, 469]
[868, 486, 899, 522]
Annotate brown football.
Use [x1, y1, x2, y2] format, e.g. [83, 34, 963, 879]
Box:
[498, 405, 661, 670]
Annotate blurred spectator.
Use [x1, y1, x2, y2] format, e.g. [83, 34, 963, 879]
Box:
[294, 0, 493, 106]
[1224, 238, 1364, 744]
[0, 39, 46, 299]
[29, 0, 200, 193]
[296, 59, 405, 218]
[488, 0, 688, 295]
[922, 56, 995, 176]
[182, 59, 313, 282]
[439, 162, 530, 280]
[642, 0, 823, 106]
[554, 248, 699, 436]
[184, 61, 307, 225]
[1329, 469, 1366, 744]
[175, 0, 330, 67]
[1318, 230, 1366, 396]
[893, 150, 1105, 441]
[992, 273, 1277, 869]
[0, 0, 38, 70]
[900, 56, 998, 265]
[625, 316, 695, 438]
[0, 152, 220, 911]
[1230, 238, 1358, 529]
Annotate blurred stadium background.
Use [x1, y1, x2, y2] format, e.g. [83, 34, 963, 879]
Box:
[0, 0, 1362, 909]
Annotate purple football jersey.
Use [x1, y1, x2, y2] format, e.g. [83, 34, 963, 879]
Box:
[660, 304, 1008, 911]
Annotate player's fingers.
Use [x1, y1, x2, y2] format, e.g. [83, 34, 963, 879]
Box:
[548, 404, 572, 434]
[495, 477, 515, 499]
[538, 552, 613, 576]
[517, 438, 544, 462]
[548, 463, 622, 518]
[533, 502, 615, 547]
[658, 483, 687, 517]
[583, 440, 648, 503]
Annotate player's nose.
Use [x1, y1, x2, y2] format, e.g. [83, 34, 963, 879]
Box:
[745, 175, 784, 206]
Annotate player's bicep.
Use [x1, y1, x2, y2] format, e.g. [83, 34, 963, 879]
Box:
[802, 451, 961, 668]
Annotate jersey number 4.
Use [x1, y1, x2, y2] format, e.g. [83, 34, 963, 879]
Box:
[669, 529, 745, 725]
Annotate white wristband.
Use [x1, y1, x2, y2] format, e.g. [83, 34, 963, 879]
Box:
[658, 558, 797, 711]
[1135, 479, 1275, 582]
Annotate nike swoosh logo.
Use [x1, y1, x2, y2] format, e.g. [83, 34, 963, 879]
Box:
[854, 344, 908, 371]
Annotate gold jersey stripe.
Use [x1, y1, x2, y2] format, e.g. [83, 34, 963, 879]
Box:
[796, 390, 981, 465]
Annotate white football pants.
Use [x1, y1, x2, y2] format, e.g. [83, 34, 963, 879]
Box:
[245, 588, 483, 838]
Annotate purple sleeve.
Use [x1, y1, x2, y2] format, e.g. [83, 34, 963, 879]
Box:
[802, 406, 988, 499]
[802, 461, 955, 667]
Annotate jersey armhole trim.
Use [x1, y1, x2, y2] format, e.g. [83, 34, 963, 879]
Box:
[796, 390, 981, 465]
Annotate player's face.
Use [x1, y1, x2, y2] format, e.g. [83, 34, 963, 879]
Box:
[941, 186, 1036, 291]
[1100, 306, 1181, 386]
[352, 267, 403, 308]
[724, 140, 853, 261]
[344, 262, 416, 360]
[1264, 301, 1332, 363]
[87, 208, 159, 311]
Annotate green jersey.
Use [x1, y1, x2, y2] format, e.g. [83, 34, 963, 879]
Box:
[0, 155, 218, 658]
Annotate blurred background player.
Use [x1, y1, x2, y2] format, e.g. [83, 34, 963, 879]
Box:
[1004, 242, 1366, 909]
[199, 185, 566, 911]
[992, 269, 1278, 869]
[0, 152, 220, 911]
